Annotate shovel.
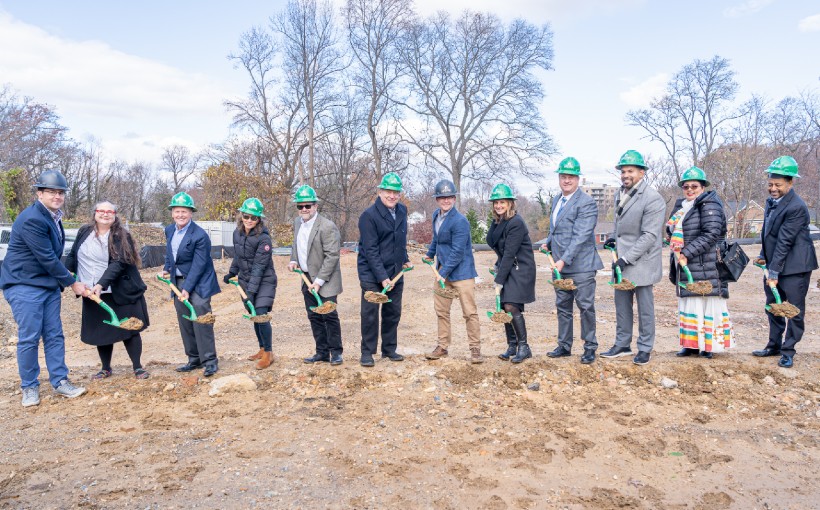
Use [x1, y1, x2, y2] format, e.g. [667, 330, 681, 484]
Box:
[422, 259, 459, 299]
[677, 257, 713, 295]
[539, 248, 576, 291]
[82, 290, 144, 331]
[227, 278, 272, 323]
[754, 261, 799, 318]
[293, 269, 337, 314]
[606, 246, 636, 290]
[364, 266, 414, 304]
[156, 275, 216, 324]
[486, 268, 512, 323]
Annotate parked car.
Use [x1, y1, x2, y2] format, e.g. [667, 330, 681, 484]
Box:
[0, 225, 11, 269]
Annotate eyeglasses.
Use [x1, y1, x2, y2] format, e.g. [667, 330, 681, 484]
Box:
[241, 214, 259, 221]
[95, 209, 116, 215]
[296, 204, 313, 210]
[41, 189, 66, 197]
[682, 185, 701, 191]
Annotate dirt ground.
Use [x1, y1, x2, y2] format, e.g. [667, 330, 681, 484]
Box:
[0, 245, 819, 509]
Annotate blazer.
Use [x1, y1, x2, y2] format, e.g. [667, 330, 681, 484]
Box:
[290, 214, 343, 297]
[613, 179, 666, 287]
[65, 224, 148, 305]
[163, 221, 220, 299]
[426, 207, 477, 282]
[357, 198, 409, 284]
[545, 191, 604, 275]
[229, 225, 278, 308]
[759, 189, 819, 277]
[486, 214, 536, 304]
[0, 201, 74, 290]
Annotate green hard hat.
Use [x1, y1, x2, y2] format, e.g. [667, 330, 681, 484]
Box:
[168, 192, 196, 211]
[293, 184, 318, 203]
[238, 197, 265, 217]
[489, 183, 516, 201]
[766, 156, 800, 178]
[377, 172, 403, 192]
[678, 166, 710, 187]
[556, 156, 581, 175]
[616, 150, 647, 170]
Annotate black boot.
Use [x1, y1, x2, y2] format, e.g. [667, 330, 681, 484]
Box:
[499, 323, 517, 360]
[510, 314, 531, 364]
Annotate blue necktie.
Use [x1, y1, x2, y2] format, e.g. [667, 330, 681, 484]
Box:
[555, 196, 567, 222]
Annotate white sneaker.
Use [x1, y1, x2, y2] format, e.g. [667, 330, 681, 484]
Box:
[21, 387, 40, 407]
[54, 379, 86, 399]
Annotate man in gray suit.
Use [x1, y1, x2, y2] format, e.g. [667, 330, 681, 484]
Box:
[541, 157, 604, 364]
[600, 150, 666, 365]
[287, 185, 344, 366]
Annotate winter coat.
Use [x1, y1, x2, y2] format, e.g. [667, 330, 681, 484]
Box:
[357, 199, 409, 284]
[229, 226, 277, 309]
[666, 190, 728, 298]
[486, 213, 536, 304]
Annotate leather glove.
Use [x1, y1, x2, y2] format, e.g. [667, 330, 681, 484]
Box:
[613, 258, 628, 272]
[603, 238, 616, 250]
[223, 273, 236, 284]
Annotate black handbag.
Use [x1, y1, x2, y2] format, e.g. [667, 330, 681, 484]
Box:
[716, 241, 749, 283]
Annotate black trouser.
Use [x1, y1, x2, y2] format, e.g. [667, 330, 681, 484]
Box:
[253, 306, 273, 351]
[301, 282, 342, 356]
[764, 271, 811, 356]
[174, 276, 217, 368]
[97, 334, 143, 371]
[360, 279, 403, 357]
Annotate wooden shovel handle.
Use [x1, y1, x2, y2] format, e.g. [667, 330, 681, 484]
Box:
[297, 270, 314, 288]
[232, 279, 249, 300]
[389, 269, 407, 286]
[83, 290, 102, 304]
[168, 282, 185, 300]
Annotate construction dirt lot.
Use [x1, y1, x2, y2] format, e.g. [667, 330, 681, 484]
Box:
[0, 245, 818, 509]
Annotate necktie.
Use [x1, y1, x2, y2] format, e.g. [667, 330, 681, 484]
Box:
[554, 196, 567, 222]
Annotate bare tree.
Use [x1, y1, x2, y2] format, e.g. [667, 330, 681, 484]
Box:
[160, 145, 199, 193]
[398, 11, 557, 197]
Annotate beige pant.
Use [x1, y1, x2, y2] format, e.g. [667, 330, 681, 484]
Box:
[434, 279, 481, 349]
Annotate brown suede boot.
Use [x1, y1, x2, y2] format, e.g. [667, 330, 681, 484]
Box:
[425, 346, 448, 360]
[248, 348, 264, 361]
[255, 351, 273, 370]
[470, 347, 484, 364]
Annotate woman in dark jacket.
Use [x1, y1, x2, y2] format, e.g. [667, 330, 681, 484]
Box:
[665, 167, 734, 359]
[224, 198, 278, 369]
[486, 183, 536, 363]
[65, 201, 150, 379]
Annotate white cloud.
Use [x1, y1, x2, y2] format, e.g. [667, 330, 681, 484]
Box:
[798, 14, 820, 32]
[619, 73, 668, 108]
[411, 0, 645, 23]
[722, 0, 776, 18]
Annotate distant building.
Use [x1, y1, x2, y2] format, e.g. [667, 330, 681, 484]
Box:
[581, 179, 618, 213]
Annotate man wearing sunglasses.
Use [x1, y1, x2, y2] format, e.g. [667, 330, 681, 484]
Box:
[357, 173, 412, 367]
[0, 169, 89, 407]
[287, 185, 344, 365]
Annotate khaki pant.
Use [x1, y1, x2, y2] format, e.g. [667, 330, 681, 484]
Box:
[434, 279, 481, 349]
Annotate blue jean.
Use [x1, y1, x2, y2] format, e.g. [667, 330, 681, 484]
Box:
[4, 285, 69, 389]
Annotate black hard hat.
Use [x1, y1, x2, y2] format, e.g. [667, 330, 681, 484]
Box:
[433, 179, 457, 198]
[34, 169, 68, 191]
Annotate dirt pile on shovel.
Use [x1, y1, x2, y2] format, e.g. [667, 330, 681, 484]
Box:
[249, 314, 272, 323]
[611, 281, 636, 291]
[312, 302, 337, 314]
[686, 281, 713, 295]
[118, 317, 144, 330]
[434, 287, 459, 299]
[489, 312, 512, 324]
[552, 279, 576, 291]
[364, 291, 389, 304]
[769, 302, 800, 318]
[195, 313, 216, 325]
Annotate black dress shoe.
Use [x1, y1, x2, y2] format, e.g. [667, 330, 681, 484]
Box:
[360, 356, 375, 367]
[330, 353, 343, 366]
[778, 355, 794, 368]
[699, 351, 713, 359]
[303, 353, 331, 364]
[752, 348, 781, 357]
[203, 365, 218, 377]
[632, 351, 651, 365]
[547, 346, 572, 358]
[175, 362, 203, 372]
[382, 352, 404, 362]
[600, 345, 633, 358]
[580, 349, 596, 364]
[676, 348, 698, 357]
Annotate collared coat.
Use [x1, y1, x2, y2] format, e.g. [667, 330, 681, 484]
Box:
[759, 189, 819, 276]
[290, 214, 343, 297]
[613, 179, 666, 287]
[229, 225, 277, 308]
[545, 190, 604, 275]
[426, 207, 477, 282]
[486, 213, 536, 304]
[357, 198, 409, 284]
[163, 221, 220, 299]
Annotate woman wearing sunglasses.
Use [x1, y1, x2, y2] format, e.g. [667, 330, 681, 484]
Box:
[65, 202, 150, 379]
[223, 198, 278, 369]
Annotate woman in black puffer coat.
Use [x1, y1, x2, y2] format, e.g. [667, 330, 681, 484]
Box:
[224, 198, 278, 369]
[665, 168, 734, 359]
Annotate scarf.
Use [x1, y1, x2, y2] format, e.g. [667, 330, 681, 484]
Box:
[666, 199, 695, 253]
[616, 184, 640, 217]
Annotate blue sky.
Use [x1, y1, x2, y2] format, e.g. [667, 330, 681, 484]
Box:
[0, 0, 818, 192]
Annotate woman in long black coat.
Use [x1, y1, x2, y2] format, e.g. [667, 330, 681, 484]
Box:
[486, 184, 536, 363]
[224, 198, 278, 369]
[665, 168, 734, 359]
[65, 201, 150, 379]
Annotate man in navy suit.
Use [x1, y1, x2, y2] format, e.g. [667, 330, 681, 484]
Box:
[161, 192, 221, 376]
[357, 173, 412, 367]
[542, 157, 604, 364]
[423, 179, 482, 363]
[0, 170, 88, 407]
[752, 156, 818, 368]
